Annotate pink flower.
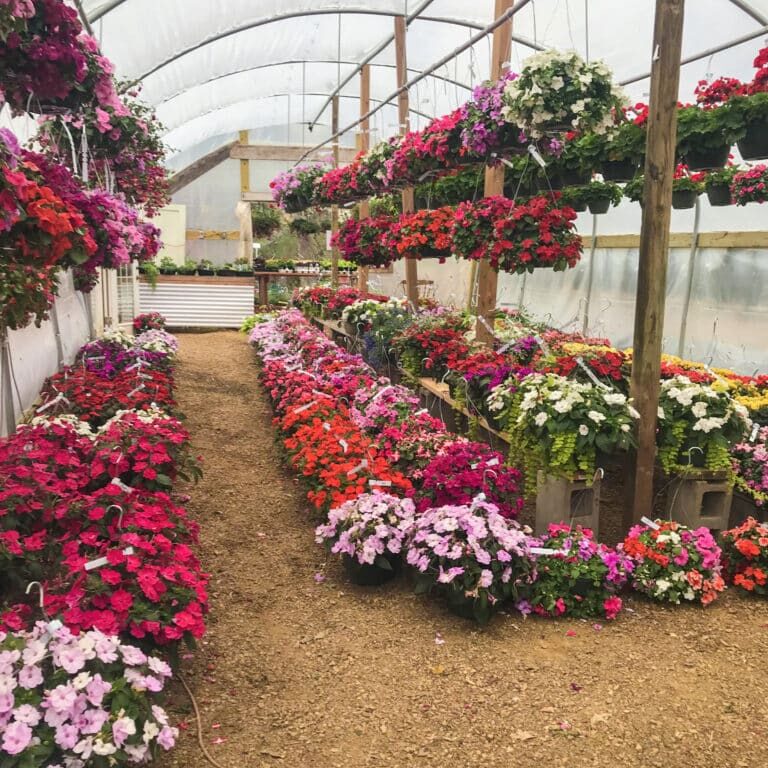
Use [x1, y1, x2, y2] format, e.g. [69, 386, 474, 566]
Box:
[11, 704, 39, 726]
[554, 598, 567, 615]
[47, 684, 78, 712]
[673, 548, 689, 566]
[57, 646, 86, 674]
[2, 720, 32, 755]
[157, 725, 177, 750]
[112, 715, 137, 746]
[478, 569, 494, 588]
[603, 596, 623, 620]
[55, 723, 79, 750]
[85, 674, 111, 707]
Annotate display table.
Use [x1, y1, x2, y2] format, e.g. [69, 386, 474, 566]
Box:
[253, 271, 354, 306]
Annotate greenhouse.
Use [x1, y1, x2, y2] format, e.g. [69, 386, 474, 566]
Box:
[3, 1, 768, 766]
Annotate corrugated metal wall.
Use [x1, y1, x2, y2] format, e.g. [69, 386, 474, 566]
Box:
[138, 282, 253, 328]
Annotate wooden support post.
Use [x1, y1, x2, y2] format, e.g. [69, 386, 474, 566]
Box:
[357, 64, 371, 293]
[628, 0, 686, 528]
[238, 130, 250, 193]
[331, 95, 340, 288]
[395, 15, 419, 310]
[237, 130, 254, 267]
[476, 0, 514, 344]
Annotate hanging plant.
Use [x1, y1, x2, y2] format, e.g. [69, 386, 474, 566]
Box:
[250, 202, 282, 238]
[703, 165, 739, 206]
[453, 195, 582, 274]
[383, 206, 455, 260]
[502, 50, 628, 139]
[331, 215, 397, 268]
[560, 181, 622, 215]
[269, 162, 329, 212]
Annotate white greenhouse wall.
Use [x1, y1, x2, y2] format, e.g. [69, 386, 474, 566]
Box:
[0, 272, 92, 436]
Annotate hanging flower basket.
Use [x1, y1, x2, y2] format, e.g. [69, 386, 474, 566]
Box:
[600, 158, 639, 182]
[587, 196, 612, 215]
[685, 144, 730, 171]
[706, 182, 733, 206]
[737, 122, 768, 161]
[672, 189, 699, 209]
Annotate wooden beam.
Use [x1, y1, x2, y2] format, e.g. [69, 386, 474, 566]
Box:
[395, 15, 419, 310]
[230, 144, 358, 163]
[331, 96, 340, 288]
[476, 0, 514, 345]
[240, 191, 273, 203]
[358, 64, 371, 292]
[238, 130, 250, 193]
[186, 229, 240, 240]
[584, 231, 768, 249]
[629, 0, 686, 528]
[167, 140, 238, 195]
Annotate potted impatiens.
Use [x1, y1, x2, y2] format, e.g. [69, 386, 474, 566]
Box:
[452, 195, 582, 274]
[331, 215, 398, 268]
[597, 110, 647, 181]
[0, 623, 178, 764]
[730, 426, 768, 517]
[656, 375, 752, 476]
[416, 441, 525, 519]
[621, 519, 725, 606]
[502, 50, 627, 139]
[720, 517, 768, 593]
[522, 524, 633, 619]
[489, 372, 639, 490]
[724, 91, 768, 161]
[731, 164, 768, 204]
[672, 167, 705, 209]
[383, 207, 455, 260]
[406, 499, 534, 624]
[315, 492, 416, 585]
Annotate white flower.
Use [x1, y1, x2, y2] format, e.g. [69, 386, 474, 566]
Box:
[655, 579, 671, 594]
[691, 401, 708, 418]
[550, 75, 565, 90]
[683, 588, 696, 601]
[534, 412, 549, 427]
[579, 424, 589, 436]
[553, 398, 574, 414]
[587, 410, 606, 424]
[657, 406, 665, 420]
[603, 392, 627, 406]
[621, 423, 630, 433]
[628, 406, 641, 419]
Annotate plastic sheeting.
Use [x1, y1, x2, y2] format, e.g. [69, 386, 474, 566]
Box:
[80, 0, 768, 160]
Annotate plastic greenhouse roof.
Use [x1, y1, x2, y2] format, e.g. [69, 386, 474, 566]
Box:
[78, 0, 768, 164]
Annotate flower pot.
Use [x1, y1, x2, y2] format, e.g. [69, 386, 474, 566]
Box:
[284, 193, 310, 214]
[568, 199, 587, 212]
[196, 268, 215, 276]
[737, 122, 768, 161]
[706, 183, 733, 207]
[342, 554, 401, 586]
[684, 144, 730, 171]
[561, 169, 592, 186]
[159, 268, 177, 275]
[217, 269, 238, 277]
[601, 159, 639, 183]
[671, 190, 698, 210]
[587, 197, 612, 215]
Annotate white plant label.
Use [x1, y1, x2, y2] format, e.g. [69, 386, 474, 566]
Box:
[338, 439, 348, 453]
[529, 546, 565, 556]
[84, 547, 135, 572]
[486, 457, 500, 467]
[347, 459, 369, 476]
[368, 479, 392, 487]
[293, 401, 317, 415]
[750, 423, 760, 442]
[641, 516, 660, 530]
[533, 334, 552, 357]
[110, 478, 134, 494]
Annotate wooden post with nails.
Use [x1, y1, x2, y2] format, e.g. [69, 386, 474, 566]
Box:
[475, 0, 514, 344]
[357, 65, 371, 292]
[395, 15, 419, 310]
[628, 0, 686, 528]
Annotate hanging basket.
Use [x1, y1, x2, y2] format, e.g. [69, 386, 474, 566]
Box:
[684, 144, 730, 171]
[569, 199, 587, 213]
[560, 168, 592, 187]
[284, 193, 311, 214]
[706, 183, 733, 207]
[737, 122, 768, 161]
[600, 159, 639, 183]
[342, 554, 401, 586]
[419, 247, 449, 260]
[671, 189, 698, 210]
[587, 196, 612, 215]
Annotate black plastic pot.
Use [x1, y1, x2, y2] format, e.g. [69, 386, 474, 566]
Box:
[706, 183, 733, 207]
[561, 168, 592, 186]
[684, 144, 730, 171]
[737, 123, 768, 161]
[197, 268, 215, 276]
[284, 193, 310, 214]
[672, 189, 698, 209]
[587, 196, 612, 215]
[601, 159, 639, 183]
[342, 554, 401, 586]
[568, 199, 587, 212]
[419, 247, 448, 260]
[217, 269, 238, 277]
[159, 268, 177, 275]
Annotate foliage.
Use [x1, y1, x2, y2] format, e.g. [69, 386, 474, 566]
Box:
[251, 203, 283, 238]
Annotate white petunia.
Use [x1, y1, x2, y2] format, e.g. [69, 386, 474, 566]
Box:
[587, 410, 606, 424]
[534, 412, 549, 427]
[579, 425, 589, 436]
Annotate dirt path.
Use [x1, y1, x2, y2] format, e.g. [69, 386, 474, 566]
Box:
[162, 330, 768, 768]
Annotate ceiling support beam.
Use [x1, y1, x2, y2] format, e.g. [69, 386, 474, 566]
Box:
[167, 140, 237, 195]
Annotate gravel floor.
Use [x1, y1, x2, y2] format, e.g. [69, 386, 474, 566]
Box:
[160, 330, 768, 768]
